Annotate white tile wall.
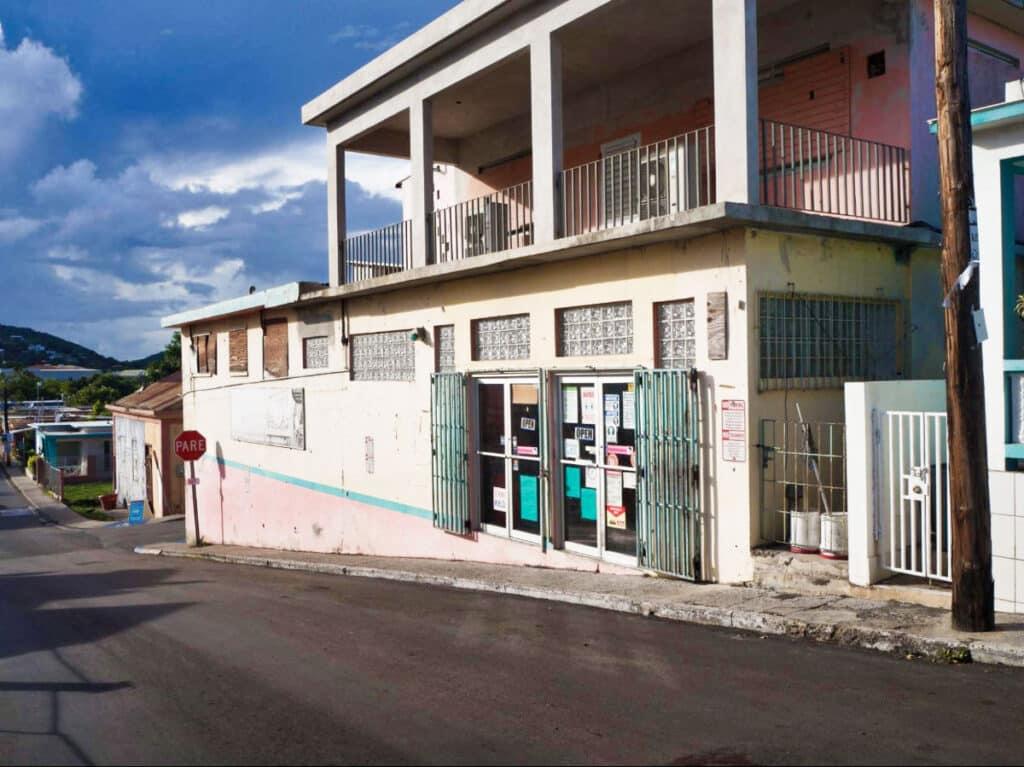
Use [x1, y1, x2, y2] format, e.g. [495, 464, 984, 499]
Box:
[992, 514, 1016, 559]
[992, 471, 1024, 612]
[992, 471, 1015, 515]
[994, 555, 1016, 603]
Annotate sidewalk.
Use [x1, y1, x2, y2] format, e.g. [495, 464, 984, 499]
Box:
[136, 540, 1024, 668]
[2, 464, 110, 529]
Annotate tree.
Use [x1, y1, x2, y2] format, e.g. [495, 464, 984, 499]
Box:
[145, 332, 181, 384]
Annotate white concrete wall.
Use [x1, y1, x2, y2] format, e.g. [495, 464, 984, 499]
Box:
[974, 117, 1024, 614]
[844, 379, 946, 586]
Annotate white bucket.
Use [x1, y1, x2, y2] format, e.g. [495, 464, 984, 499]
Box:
[789, 511, 821, 553]
[820, 512, 848, 560]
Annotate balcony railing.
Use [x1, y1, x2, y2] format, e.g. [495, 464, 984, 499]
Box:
[560, 126, 716, 238]
[433, 181, 533, 264]
[339, 121, 912, 285]
[759, 119, 910, 225]
[342, 219, 414, 283]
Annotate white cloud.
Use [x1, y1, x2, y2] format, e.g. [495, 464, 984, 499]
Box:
[175, 205, 230, 230]
[144, 138, 408, 208]
[45, 244, 88, 261]
[0, 25, 82, 158]
[0, 215, 42, 242]
[52, 255, 248, 304]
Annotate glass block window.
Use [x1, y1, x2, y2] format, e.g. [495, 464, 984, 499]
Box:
[435, 325, 455, 373]
[351, 330, 415, 381]
[557, 301, 633, 357]
[472, 314, 530, 361]
[656, 300, 696, 368]
[758, 293, 902, 390]
[303, 336, 329, 369]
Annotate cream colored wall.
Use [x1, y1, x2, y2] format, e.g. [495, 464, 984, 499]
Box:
[180, 227, 941, 582]
[182, 229, 755, 581]
[743, 228, 943, 545]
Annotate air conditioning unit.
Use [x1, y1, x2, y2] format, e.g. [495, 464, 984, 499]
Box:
[464, 202, 509, 257]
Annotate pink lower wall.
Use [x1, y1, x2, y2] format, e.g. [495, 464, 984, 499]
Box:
[186, 457, 638, 575]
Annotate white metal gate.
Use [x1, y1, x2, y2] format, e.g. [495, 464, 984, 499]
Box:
[881, 410, 951, 581]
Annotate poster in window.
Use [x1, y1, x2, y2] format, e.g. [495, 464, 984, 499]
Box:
[563, 386, 579, 423]
[493, 486, 509, 512]
[606, 470, 623, 507]
[623, 471, 637, 490]
[580, 388, 597, 424]
[565, 466, 582, 499]
[606, 505, 627, 530]
[622, 391, 635, 430]
[564, 438, 580, 460]
[585, 466, 600, 489]
[519, 475, 539, 522]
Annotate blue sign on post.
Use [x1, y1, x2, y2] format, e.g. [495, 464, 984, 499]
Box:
[128, 500, 145, 526]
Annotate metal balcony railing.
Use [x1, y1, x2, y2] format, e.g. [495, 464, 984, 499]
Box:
[560, 126, 716, 238]
[342, 219, 414, 283]
[760, 119, 910, 224]
[432, 181, 533, 263]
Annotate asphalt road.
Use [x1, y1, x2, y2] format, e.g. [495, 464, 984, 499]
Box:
[1, 475, 1023, 765]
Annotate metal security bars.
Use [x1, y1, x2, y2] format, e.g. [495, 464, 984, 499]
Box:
[431, 372, 470, 533]
[343, 219, 414, 283]
[561, 127, 716, 238]
[760, 120, 910, 224]
[433, 182, 533, 263]
[758, 293, 902, 391]
[882, 410, 951, 581]
[759, 418, 846, 544]
[634, 368, 701, 580]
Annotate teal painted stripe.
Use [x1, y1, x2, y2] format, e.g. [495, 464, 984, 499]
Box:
[1005, 443, 1024, 460]
[205, 454, 433, 521]
[1005, 359, 1024, 372]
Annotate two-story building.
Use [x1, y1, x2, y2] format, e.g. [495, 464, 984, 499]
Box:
[163, 0, 1024, 583]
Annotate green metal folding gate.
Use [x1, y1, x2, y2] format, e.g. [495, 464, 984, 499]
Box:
[430, 372, 469, 533]
[634, 368, 702, 580]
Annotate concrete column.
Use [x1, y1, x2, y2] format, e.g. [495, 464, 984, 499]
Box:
[410, 99, 435, 267]
[327, 142, 346, 286]
[530, 33, 563, 244]
[712, 0, 759, 204]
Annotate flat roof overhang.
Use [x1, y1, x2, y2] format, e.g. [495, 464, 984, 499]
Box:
[162, 204, 941, 328]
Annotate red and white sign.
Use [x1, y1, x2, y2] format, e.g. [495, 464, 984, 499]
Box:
[174, 430, 208, 462]
[721, 400, 746, 463]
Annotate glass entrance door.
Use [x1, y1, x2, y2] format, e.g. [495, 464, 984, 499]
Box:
[559, 376, 638, 566]
[476, 377, 542, 542]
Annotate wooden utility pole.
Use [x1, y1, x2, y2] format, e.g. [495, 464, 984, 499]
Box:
[934, 0, 994, 631]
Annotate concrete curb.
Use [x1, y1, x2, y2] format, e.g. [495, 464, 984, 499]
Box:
[135, 544, 1010, 667]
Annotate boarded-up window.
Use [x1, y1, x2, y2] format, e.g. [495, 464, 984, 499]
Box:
[303, 336, 329, 369]
[229, 328, 248, 374]
[263, 318, 289, 379]
[195, 334, 216, 375]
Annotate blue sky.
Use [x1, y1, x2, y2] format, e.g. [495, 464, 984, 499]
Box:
[0, 0, 455, 359]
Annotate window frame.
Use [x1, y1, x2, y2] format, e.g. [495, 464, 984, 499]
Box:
[555, 300, 633, 358]
[653, 298, 697, 369]
[471, 313, 531, 362]
[262, 317, 290, 380]
[194, 333, 216, 376]
[349, 329, 416, 382]
[302, 335, 330, 370]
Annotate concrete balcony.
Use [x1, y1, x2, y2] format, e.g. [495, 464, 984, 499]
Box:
[336, 117, 910, 285]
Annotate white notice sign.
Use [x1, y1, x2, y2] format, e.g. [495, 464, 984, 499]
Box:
[563, 386, 579, 423]
[585, 466, 600, 489]
[493, 486, 508, 512]
[606, 471, 623, 507]
[721, 399, 746, 463]
[622, 391, 635, 430]
[580, 388, 597, 425]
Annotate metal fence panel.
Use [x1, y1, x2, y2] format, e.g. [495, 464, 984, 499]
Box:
[431, 372, 470, 533]
[634, 368, 701, 580]
[759, 417, 846, 544]
[882, 410, 951, 581]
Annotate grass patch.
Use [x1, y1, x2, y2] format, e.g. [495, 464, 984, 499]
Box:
[62, 481, 114, 521]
